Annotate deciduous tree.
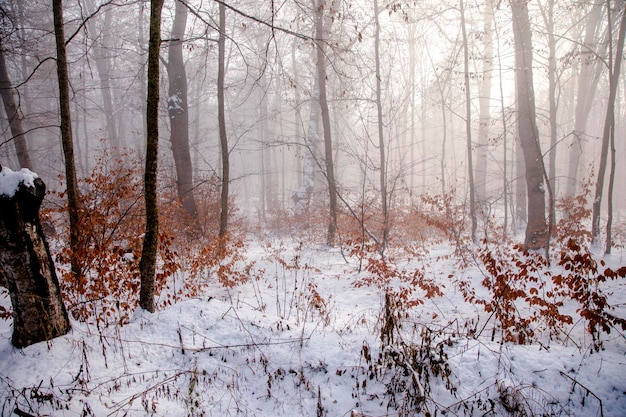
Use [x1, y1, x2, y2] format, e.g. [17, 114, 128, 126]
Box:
[52, 0, 81, 278]
[510, 0, 548, 250]
[168, 0, 197, 217]
[139, 0, 164, 313]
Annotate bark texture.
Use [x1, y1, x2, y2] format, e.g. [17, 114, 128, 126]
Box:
[217, 2, 229, 239]
[53, 0, 81, 279]
[139, 0, 164, 313]
[0, 174, 70, 348]
[510, 0, 547, 250]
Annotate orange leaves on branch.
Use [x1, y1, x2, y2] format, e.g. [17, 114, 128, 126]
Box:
[351, 240, 443, 311]
[554, 239, 626, 350]
[465, 240, 626, 349]
[49, 148, 147, 324]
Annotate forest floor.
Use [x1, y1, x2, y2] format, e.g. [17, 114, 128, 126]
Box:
[1, 237, 625, 417]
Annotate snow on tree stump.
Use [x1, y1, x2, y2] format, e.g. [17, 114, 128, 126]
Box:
[0, 166, 70, 348]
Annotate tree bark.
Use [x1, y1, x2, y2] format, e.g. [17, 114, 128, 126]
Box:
[139, 0, 164, 313]
[168, 0, 197, 217]
[0, 37, 32, 170]
[218, 1, 229, 240]
[510, 0, 548, 250]
[52, 0, 81, 279]
[0, 170, 70, 348]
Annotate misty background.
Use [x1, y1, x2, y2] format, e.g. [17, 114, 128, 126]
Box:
[0, 0, 624, 239]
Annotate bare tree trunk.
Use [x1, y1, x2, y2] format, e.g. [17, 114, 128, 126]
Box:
[536, 0, 558, 253]
[593, 0, 626, 247]
[374, 0, 389, 249]
[0, 37, 32, 170]
[510, 0, 548, 250]
[218, 1, 229, 240]
[139, 0, 164, 313]
[167, 0, 197, 217]
[460, 0, 478, 244]
[0, 171, 70, 348]
[317, 0, 337, 246]
[52, 0, 81, 279]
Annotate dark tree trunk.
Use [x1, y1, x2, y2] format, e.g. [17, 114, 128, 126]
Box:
[167, 0, 197, 217]
[0, 37, 32, 170]
[510, 0, 548, 251]
[0, 170, 70, 348]
[218, 2, 229, 240]
[52, 0, 81, 279]
[139, 0, 164, 313]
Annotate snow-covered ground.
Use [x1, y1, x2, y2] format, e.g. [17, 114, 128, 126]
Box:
[1, 239, 625, 416]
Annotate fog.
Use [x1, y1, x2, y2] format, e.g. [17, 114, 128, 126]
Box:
[1, 0, 624, 238]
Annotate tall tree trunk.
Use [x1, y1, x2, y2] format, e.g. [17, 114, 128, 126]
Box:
[52, 0, 81, 279]
[167, 0, 197, 217]
[0, 171, 70, 348]
[139, 0, 164, 313]
[0, 37, 32, 170]
[476, 0, 494, 204]
[218, 2, 229, 240]
[510, 0, 548, 250]
[317, 0, 337, 246]
[374, 0, 389, 249]
[566, 2, 604, 200]
[460, 0, 478, 244]
[592, 0, 626, 246]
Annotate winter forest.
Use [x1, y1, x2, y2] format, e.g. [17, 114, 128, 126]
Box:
[0, 0, 626, 415]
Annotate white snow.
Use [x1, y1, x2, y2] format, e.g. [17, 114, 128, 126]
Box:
[0, 240, 624, 416]
[0, 166, 38, 197]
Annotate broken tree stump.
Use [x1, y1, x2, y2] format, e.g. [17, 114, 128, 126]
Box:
[0, 166, 70, 348]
